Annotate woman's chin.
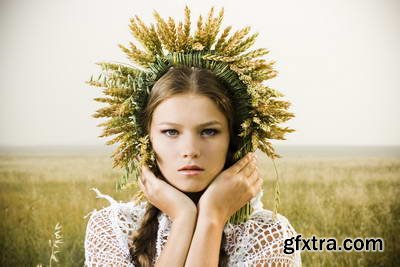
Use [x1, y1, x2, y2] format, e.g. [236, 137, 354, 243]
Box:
[178, 184, 207, 193]
[164, 173, 213, 193]
[169, 177, 209, 193]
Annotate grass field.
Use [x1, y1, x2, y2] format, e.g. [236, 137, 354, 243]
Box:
[0, 146, 399, 266]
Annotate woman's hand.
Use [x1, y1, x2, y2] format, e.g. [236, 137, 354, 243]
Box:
[198, 152, 263, 225]
[138, 165, 197, 221]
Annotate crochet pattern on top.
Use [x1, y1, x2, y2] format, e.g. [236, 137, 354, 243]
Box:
[84, 189, 301, 266]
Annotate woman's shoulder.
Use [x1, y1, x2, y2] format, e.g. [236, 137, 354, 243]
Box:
[85, 188, 147, 232]
[224, 208, 298, 243]
[247, 208, 297, 235]
[223, 208, 301, 266]
[84, 189, 147, 266]
[84, 189, 147, 249]
[224, 191, 298, 243]
[85, 188, 146, 222]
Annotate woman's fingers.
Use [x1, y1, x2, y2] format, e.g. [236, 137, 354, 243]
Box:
[141, 165, 157, 184]
[239, 154, 257, 178]
[139, 165, 152, 192]
[245, 166, 262, 196]
[139, 166, 146, 185]
[230, 152, 254, 175]
[137, 172, 146, 195]
[139, 165, 154, 198]
[249, 166, 262, 185]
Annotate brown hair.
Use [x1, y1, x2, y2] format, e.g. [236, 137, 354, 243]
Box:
[129, 66, 239, 266]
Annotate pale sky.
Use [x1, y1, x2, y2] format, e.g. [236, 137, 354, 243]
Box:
[0, 0, 399, 147]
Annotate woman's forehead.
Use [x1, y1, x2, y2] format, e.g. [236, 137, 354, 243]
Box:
[152, 94, 228, 126]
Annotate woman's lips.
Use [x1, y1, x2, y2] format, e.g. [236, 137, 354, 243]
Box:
[178, 170, 204, 176]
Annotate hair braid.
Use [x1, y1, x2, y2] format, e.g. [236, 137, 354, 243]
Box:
[129, 203, 160, 267]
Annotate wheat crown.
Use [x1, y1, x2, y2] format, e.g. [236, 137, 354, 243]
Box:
[86, 6, 295, 223]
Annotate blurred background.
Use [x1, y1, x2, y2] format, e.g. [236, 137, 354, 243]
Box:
[1, 0, 399, 266]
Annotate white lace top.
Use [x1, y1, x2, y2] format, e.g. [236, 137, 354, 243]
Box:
[84, 188, 301, 266]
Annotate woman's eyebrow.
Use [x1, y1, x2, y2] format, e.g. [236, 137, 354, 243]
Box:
[157, 120, 222, 127]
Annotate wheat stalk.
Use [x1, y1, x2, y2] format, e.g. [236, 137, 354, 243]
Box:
[36, 222, 64, 267]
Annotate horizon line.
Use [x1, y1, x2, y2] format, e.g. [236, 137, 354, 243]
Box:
[1, 144, 400, 148]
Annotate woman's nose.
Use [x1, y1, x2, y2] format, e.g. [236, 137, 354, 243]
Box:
[180, 135, 200, 158]
[182, 151, 199, 159]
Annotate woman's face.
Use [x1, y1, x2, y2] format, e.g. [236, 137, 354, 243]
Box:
[150, 93, 230, 193]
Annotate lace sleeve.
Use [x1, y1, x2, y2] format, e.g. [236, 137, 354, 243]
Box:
[84, 188, 147, 267]
[84, 205, 135, 267]
[225, 210, 301, 267]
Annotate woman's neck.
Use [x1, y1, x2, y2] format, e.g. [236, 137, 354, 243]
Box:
[185, 189, 205, 206]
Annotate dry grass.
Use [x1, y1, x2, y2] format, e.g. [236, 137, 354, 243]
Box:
[0, 147, 399, 266]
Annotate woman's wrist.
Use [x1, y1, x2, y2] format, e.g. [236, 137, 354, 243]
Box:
[197, 205, 227, 229]
[196, 210, 226, 238]
[172, 205, 198, 223]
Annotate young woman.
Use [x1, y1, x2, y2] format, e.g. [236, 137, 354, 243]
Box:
[84, 67, 301, 266]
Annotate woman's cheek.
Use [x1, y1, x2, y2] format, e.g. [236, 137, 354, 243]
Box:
[152, 135, 170, 163]
[213, 134, 229, 152]
[209, 137, 229, 163]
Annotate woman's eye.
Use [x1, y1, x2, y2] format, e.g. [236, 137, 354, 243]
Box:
[202, 128, 219, 136]
[161, 128, 219, 137]
[161, 129, 179, 136]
